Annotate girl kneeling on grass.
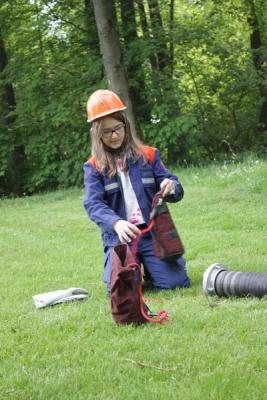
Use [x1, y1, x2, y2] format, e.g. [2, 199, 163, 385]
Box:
[83, 89, 190, 293]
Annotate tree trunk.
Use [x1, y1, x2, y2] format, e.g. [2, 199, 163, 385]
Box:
[91, 0, 137, 135]
[0, 33, 25, 196]
[247, 0, 267, 132]
[135, 0, 158, 70]
[147, 0, 171, 73]
[169, 0, 174, 78]
[0, 38, 16, 124]
[83, 0, 100, 54]
[119, 0, 150, 122]
[83, 0, 105, 84]
[33, 0, 44, 57]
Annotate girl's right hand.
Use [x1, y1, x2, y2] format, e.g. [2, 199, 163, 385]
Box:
[113, 220, 141, 244]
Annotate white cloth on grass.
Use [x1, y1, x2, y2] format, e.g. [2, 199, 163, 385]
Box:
[32, 288, 88, 309]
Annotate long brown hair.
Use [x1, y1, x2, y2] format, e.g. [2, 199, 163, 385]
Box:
[90, 112, 145, 177]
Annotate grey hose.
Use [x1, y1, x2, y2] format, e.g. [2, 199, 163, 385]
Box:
[203, 263, 267, 298]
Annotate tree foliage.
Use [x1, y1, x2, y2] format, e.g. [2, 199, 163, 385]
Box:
[0, 0, 266, 195]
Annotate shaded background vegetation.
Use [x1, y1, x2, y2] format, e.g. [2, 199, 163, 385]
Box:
[0, 0, 266, 196]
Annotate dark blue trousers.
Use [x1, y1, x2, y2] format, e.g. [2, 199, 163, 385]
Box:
[103, 231, 190, 293]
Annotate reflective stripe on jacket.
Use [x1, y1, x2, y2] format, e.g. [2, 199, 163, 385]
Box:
[83, 145, 184, 247]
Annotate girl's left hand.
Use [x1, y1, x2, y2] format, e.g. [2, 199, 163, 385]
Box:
[160, 178, 175, 197]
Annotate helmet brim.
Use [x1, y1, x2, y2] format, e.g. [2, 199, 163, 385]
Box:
[87, 106, 127, 123]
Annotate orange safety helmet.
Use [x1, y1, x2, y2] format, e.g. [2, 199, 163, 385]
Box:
[86, 89, 127, 122]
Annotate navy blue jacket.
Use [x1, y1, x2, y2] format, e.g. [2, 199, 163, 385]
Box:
[83, 146, 184, 247]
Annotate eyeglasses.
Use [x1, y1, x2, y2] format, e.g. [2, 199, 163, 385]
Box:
[101, 123, 125, 138]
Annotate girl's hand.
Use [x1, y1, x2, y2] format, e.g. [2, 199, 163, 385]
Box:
[113, 220, 141, 244]
[160, 178, 176, 197]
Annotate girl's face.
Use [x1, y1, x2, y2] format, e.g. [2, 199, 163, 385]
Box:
[100, 116, 125, 150]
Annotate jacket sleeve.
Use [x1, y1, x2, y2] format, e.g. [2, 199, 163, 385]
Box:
[152, 148, 184, 202]
[83, 163, 121, 231]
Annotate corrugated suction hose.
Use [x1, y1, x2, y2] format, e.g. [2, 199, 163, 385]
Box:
[203, 263, 267, 298]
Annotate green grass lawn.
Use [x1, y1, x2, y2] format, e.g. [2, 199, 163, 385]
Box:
[1, 157, 266, 400]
